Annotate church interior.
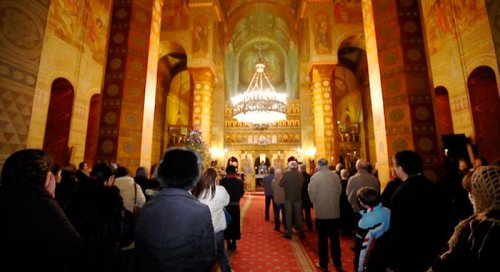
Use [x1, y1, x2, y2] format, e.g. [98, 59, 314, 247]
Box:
[1, 0, 500, 190]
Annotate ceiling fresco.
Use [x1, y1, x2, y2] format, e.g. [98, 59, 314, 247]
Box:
[157, 0, 366, 102]
[225, 1, 298, 99]
[237, 42, 285, 88]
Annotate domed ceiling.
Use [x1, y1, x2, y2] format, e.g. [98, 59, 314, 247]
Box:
[223, 0, 299, 99]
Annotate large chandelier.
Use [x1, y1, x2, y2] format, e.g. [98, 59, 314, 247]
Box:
[231, 61, 287, 125]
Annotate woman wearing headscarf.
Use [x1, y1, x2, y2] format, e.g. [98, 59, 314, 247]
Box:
[430, 166, 500, 271]
[0, 149, 82, 272]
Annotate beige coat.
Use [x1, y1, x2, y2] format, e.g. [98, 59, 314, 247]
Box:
[346, 171, 380, 212]
[272, 177, 285, 204]
[308, 167, 342, 219]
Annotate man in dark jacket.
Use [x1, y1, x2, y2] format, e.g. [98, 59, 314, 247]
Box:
[135, 148, 216, 271]
[220, 165, 245, 250]
[263, 167, 275, 221]
[300, 164, 313, 230]
[389, 150, 456, 272]
[280, 161, 305, 239]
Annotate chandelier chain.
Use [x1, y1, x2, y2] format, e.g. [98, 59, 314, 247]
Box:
[230, 0, 287, 127]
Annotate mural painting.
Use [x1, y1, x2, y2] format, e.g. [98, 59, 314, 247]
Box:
[163, 0, 188, 30]
[425, 0, 486, 54]
[84, 0, 111, 64]
[48, 0, 87, 48]
[192, 16, 209, 57]
[238, 43, 284, 88]
[314, 12, 331, 55]
[47, 0, 110, 63]
[333, 0, 362, 23]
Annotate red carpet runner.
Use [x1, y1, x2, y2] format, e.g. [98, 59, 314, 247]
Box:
[227, 194, 354, 272]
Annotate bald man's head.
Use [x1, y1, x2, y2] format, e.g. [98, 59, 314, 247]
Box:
[356, 159, 370, 172]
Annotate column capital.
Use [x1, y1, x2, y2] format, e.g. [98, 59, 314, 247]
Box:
[188, 67, 215, 83]
[310, 64, 336, 81]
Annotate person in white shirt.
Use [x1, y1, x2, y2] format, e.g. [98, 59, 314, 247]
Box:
[115, 166, 146, 215]
[192, 167, 232, 272]
[114, 166, 147, 271]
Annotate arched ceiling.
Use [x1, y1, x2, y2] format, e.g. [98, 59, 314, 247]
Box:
[227, 1, 296, 53]
[158, 42, 190, 104]
[156, 0, 368, 102]
[159, 41, 186, 60]
[225, 1, 299, 96]
[224, 1, 298, 37]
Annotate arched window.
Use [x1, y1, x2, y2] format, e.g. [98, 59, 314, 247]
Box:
[43, 78, 74, 164]
[467, 66, 500, 162]
[84, 94, 101, 168]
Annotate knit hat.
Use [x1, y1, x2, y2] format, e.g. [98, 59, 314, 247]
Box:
[470, 166, 500, 212]
[0, 149, 52, 190]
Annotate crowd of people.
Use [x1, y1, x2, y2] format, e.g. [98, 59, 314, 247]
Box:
[262, 151, 500, 272]
[1, 147, 499, 272]
[0, 147, 237, 272]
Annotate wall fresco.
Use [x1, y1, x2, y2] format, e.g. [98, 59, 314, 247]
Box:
[48, 0, 110, 63]
[334, 0, 362, 23]
[425, 0, 486, 54]
[313, 11, 331, 55]
[192, 16, 209, 57]
[162, 0, 188, 30]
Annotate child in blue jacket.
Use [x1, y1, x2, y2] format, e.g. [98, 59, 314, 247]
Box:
[354, 187, 391, 272]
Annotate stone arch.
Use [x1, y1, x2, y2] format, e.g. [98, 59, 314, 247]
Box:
[153, 42, 188, 161]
